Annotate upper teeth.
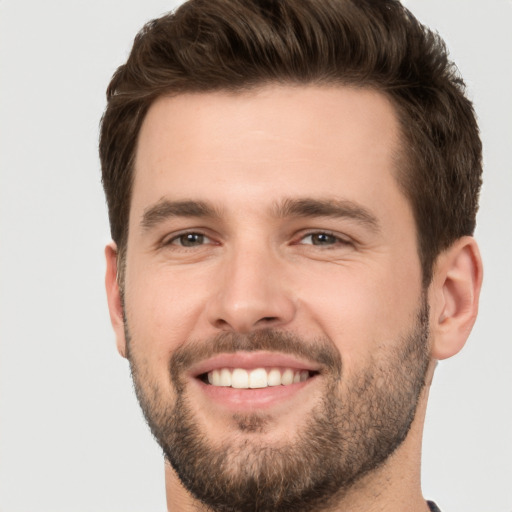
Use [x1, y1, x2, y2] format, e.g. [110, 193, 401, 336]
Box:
[207, 368, 310, 389]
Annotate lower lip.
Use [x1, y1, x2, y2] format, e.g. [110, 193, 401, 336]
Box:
[192, 376, 318, 411]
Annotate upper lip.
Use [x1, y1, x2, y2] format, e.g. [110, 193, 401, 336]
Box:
[188, 351, 323, 378]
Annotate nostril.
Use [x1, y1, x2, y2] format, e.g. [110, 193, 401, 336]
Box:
[260, 316, 278, 323]
[214, 319, 231, 330]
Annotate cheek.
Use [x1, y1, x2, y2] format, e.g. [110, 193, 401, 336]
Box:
[296, 259, 422, 360]
[124, 262, 211, 351]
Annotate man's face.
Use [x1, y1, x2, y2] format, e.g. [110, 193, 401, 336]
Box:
[118, 86, 430, 510]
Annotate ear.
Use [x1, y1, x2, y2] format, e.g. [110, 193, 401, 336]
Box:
[105, 242, 128, 358]
[429, 236, 483, 360]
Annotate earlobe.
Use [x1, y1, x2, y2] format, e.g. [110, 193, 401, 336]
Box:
[105, 242, 128, 358]
[430, 236, 483, 360]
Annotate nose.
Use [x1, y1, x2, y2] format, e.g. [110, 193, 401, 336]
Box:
[206, 245, 296, 333]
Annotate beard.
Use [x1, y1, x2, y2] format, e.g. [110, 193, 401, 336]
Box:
[125, 297, 430, 512]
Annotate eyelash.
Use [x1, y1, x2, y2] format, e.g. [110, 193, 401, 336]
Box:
[162, 231, 214, 248]
[295, 230, 353, 248]
[161, 230, 352, 250]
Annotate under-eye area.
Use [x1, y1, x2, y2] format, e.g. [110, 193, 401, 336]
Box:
[198, 367, 319, 389]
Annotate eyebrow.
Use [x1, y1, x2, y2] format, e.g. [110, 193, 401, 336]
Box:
[140, 197, 379, 232]
[273, 198, 380, 232]
[141, 199, 221, 230]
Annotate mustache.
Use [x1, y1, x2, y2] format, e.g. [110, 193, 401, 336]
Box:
[169, 329, 342, 385]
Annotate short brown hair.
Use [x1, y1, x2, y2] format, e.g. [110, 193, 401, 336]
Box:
[99, 0, 482, 285]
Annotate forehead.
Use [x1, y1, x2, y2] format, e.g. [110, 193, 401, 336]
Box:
[132, 85, 406, 223]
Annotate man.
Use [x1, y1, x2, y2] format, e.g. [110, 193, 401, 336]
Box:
[100, 0, 483, 510]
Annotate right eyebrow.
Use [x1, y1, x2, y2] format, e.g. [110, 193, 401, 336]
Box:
[140, 199, 221, 231]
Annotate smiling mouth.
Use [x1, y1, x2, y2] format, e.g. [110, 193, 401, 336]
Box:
[199, 367, 319, 389]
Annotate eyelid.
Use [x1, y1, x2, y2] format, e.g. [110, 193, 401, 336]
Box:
[295, 229, 354, 246]
[158, 228, 354, 249]
[160, 229, 217, 248]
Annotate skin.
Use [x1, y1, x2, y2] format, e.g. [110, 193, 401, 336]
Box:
[105, 85, 483, 511]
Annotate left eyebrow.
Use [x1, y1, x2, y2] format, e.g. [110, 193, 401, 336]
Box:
[272, 198, 380, 232]
[140, 199, 221, 231]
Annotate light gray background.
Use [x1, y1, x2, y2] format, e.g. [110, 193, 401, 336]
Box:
[0, 1, 510, 511]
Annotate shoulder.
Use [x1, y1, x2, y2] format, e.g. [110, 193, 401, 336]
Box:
[427, 501, 442, 512]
